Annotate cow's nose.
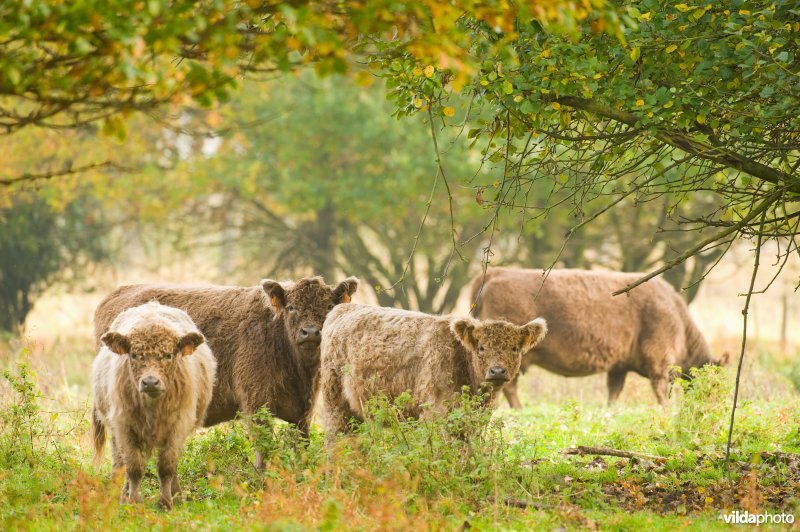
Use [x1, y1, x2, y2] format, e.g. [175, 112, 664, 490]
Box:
[140, 376, 162, 391]
[300, 326, 321, 342]
[487, 366, 509, 381]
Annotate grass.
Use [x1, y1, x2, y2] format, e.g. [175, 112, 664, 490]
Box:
[1, 333, 799, 530]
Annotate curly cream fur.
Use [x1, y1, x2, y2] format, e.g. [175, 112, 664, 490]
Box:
[320, 303, 546, 443]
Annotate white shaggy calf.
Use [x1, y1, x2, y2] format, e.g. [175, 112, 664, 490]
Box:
[92, 301, 216, 509]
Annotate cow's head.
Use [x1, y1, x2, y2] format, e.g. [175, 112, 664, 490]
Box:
[101, 325, 205, 399]
[261, 276, 358, 358]
[450, 317, 547, 390]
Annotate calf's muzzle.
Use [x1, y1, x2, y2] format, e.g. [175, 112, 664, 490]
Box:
[485, 366, 510, 384]
[298, 326, 321, 345]
[139, 375, 164, 397]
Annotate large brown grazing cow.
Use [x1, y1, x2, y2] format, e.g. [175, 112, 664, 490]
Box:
[95, 275, 358, 468]
[469, 267, 726, 407]
[92, 302, 217, 509]
[320, 303, 547, 444]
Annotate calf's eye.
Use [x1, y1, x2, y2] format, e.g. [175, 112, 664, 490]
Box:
[327, 304, 334, 310]
[479, 345, 485, 353]
[286, 305, 296, 312]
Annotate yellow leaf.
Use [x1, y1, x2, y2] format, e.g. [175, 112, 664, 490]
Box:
[413, 98, 424, 108]
[665, 44, 678, 53]
[635, 99, 645, 106]
[443, 106, 455, 117]
[551, 102, 561, 110]
[424, 65, 435, 78]
[412, 67, 423, 77]
[696, 114, 706, 124]
[739, 9, 751, 15]
[629, 46, 641, 62]
[593, 73, 603, 79]
[639, 12, 652, 21]
[676, 3, 691, 12]
[540, 49, 552, 58]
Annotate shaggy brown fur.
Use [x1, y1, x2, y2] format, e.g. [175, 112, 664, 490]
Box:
[94, 276, 358, 467]
[469, 267, 723, 407]
[320, 303, 547, 444]
[92, 302, 216, 509]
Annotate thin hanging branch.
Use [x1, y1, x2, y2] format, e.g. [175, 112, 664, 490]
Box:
[725, 208, 767, 462]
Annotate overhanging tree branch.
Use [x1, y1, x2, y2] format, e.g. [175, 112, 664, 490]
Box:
[612, 188, 783, 295]
[555, 96, 800, 195]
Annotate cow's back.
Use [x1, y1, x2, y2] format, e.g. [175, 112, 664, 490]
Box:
[322, 303, 461, 416]
[472, 268, 683, 375]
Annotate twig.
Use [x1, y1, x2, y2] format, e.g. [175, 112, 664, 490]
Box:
[726, 208, 767, 462]
[564, 445, 668, 463]
[427, 105, 465, 280]
[503, 498, 544, 510]
[612, 189, 781, 296]
[0, 161, 128, 186]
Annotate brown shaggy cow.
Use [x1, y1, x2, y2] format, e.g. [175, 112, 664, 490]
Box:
[94, 275, 358, 468]
[469, 267, 725, 407]
[320, 303, 547, 443]
[92, 301, 216, 509]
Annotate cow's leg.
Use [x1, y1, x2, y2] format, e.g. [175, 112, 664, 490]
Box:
[650, 375, 669, 406]
[502, 375, 523, 409]
[295, 413, 312, 440]
[157, 443, 181, 510]
[110, 436, 128, 492]
[239, 398, 270, 470]
[171, 476, 181, 497]
[322, 374, 357, 450]
[121, 445, 145, 504]
[607, 369, 627, 405]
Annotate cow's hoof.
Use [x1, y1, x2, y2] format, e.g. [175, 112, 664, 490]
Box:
[158, 497, 173, 510]
[120, 494, 142, 505]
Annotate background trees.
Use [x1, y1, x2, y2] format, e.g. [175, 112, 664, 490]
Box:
[2, 0, 798, 323]
[0, 191, 108, 331]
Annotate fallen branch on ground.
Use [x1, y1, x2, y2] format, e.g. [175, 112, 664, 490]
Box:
[564, 445, 668, 463]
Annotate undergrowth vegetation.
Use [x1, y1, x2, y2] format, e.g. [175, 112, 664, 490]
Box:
[1, 343, 799, 530]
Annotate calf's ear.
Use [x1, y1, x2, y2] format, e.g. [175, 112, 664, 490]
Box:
[451, 319, 478, 351]
[101, 332, 130, 356]
[177, 332, 205, 356]
[261, 279, 287, 312]
[332, 276, 359, 304]
[719, 351, 731, 366]
[521, 318, 548, 351]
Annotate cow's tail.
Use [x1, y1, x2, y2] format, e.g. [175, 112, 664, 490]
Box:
[92, 407, 106, 466]
[468, 268, 493, 318]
